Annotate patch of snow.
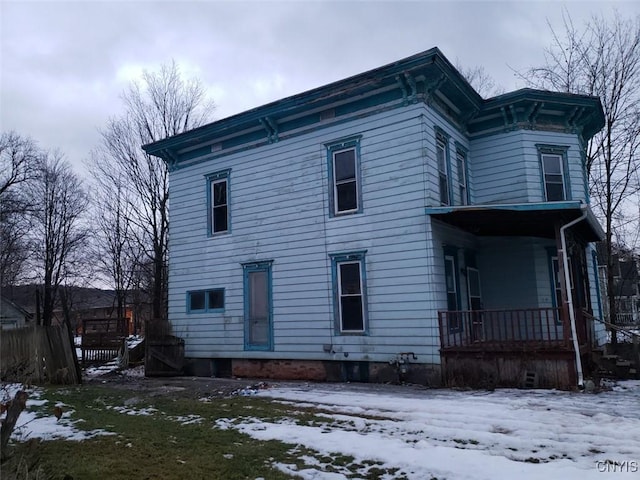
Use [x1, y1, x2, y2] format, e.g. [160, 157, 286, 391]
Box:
[1, 383, 114, 442]
[106, 405, 158, 416]
[169, 414, 204, 425]
[220, 381, 640, 480]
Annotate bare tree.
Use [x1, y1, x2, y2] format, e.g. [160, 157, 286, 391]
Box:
[0, 131, 40, 197]
[88, 169, 137, 323]
[28, 152, 89, 326]
[92, 61, 215, 322]
[0, 132, 41, 287]
[456, 63, 504, 98]
[522, 12, 640, 344]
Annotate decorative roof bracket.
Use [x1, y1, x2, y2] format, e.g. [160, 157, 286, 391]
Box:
[500, 106, 510, 128]
[567, 107, 584, 129]
[395, 74, 408, 105]
[266, 116, 279, 143]
[509, 104, 518, 128]
[461, 107, 480, 133]
[425, 74, 446, 104]
[404, 72, 417, 103]
[162, 148, 179, 172]
[260, 116, 279, 143]
[526, 101, 543, 125]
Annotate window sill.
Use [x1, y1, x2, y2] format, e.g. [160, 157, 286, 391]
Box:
[187, 309, 225, 314]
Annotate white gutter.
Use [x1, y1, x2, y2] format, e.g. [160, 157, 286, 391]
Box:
[559, 206, 589, 389]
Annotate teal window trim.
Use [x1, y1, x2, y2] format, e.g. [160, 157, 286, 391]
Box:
[536, 144, 571, 202]
[242, 260, 274, 351]
[186, 288, 225, 313]
[454, 142, 470, 206]
[435, 126, 452, 206]
[329, 250, 368, 335]
[326, 136, 363, 217]
[205, 169, 231, 236]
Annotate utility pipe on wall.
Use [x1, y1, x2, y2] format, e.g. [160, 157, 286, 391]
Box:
[559, 206, 588, 389]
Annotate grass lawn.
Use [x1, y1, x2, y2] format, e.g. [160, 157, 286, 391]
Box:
[2, 382, 348, 480]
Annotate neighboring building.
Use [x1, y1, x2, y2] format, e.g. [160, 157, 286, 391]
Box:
[144, 48, 606, 389]
[0, 297, 33, 330]
[50, 289, 136, 336]
[597, 245, 640, 328]
[3, 286, 143, 335]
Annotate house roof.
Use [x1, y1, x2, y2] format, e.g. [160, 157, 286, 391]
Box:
[143, 48, 605, 167]
[0, 297, 34, 320]
[425, 201, 605, 243]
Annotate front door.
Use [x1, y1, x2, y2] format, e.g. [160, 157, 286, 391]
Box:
[244, 262, 273, 351]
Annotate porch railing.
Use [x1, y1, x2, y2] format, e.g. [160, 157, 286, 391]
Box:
[438, 308, 571, 350]
[615, 312, 640, 327]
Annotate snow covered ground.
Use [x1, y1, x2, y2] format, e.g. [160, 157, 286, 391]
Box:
[2, 379, 639, 479]
[224, 381, 640, 480]
[0, 383, 114, 442]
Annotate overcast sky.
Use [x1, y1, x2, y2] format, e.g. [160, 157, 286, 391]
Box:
[2, 0, 638, 174]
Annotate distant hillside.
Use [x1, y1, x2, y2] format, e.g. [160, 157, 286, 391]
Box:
[0, 285, 118, 313]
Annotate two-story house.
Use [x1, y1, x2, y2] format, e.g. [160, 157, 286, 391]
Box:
[144, 48, 605, 389]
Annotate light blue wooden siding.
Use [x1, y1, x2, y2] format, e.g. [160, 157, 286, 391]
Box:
[168, 102, 444, 364]
[469, 131, 588, 205]
[469, 132, 531, 204]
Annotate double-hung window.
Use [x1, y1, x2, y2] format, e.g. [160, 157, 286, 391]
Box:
[537, 145, 570, 202]
[206, 169, 230, 235]
[330, 251, 367, 333]
[435, 129, 451, 206]
[327, 137, 362, 216]
[187, 288, 225, 313]
[455, 146, 469, 205]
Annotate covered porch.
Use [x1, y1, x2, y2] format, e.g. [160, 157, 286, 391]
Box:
[427, 201, 604, 389]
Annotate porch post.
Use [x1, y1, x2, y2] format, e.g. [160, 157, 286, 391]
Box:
[554, 222, 571, 346]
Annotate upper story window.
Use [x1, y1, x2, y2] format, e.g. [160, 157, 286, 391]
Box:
[330, 251, 368, 334]
[536, 145, 570, 202]
[327, 137, 362, 216]
[435, 128, 451, 206]
[187, 288, 225, 313]
[206, 169, 230, 235]
[455, 145, 469, 205]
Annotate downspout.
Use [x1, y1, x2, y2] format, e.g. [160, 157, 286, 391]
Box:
[559, 206, 588, 389]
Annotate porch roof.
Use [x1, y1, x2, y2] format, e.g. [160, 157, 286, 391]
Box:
[425, 201, 604, 242]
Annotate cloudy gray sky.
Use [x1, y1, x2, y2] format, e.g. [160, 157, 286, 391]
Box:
[2, 0, 638, 174]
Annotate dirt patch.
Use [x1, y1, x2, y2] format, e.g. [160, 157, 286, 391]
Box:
[83, 370, 267, 400]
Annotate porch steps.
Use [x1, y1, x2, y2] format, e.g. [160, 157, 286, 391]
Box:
[592, 353, 640, 380]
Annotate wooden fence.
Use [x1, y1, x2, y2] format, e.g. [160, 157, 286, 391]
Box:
[145, 319, 184, 376]
[81, 318, 127, 365]
[0, 325, 80, 385]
